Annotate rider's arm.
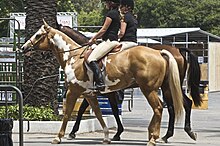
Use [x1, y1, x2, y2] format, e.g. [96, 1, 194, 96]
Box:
[118, 21, 127, 39]
[89, 17, 112, 43]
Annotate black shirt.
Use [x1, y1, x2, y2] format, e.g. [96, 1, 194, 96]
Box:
[102, 9, 120, 41]
[120, 12, 137, 43]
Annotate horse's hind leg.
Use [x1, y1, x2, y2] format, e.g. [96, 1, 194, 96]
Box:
[107, 92, 124, 141]
[161, 104, 175, 143]
[52, 89, 78, 144]
[161, 91, 197, 143]
[160, 90, 175, 143]
[140, 88, 163, 146]
[183, 93, 197, 141]
[86, 97, 111, 144]
[68, 98, 90, 140]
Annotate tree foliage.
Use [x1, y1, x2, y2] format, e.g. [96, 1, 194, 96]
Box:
[135, 0, 220, 35]
[57, 0, 104, 30]
[0, 0, 220, 36]
[0, 0, 25, 37]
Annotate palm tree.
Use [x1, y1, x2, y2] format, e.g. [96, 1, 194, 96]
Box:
[23, 0, 59, 114]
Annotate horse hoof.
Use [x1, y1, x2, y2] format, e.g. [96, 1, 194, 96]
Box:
[112, 135, 120, 141]
[67, 133, 76, 140]
[188, 132, 197, 141]
[147, 141, 156, 146]
[51, 137, 61, 144]
[160, 136, 168, 143]
[147, 138, 156, 146]
[103, 138, 111, 144]
[158, 137, 167, 143]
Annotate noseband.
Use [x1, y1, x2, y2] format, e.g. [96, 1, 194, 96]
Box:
[29, 33, 47, 48]
[26, 29, 90, 58]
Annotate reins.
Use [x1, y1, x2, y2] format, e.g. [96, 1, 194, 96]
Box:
[58, 42, 90, 53]
[23, 74, 59, 101]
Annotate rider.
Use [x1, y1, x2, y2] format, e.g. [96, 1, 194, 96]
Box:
[118, 0, 138, 50]
[87, 0, 120, 91]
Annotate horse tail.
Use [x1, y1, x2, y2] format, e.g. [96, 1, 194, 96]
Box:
[161, 50, 183, 121]
[180, 48, 202, 106]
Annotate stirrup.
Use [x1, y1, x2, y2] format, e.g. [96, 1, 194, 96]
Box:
[89, 84, 105, 91]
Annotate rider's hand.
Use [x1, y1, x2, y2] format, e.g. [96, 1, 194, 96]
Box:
[88, 38, 96, 45]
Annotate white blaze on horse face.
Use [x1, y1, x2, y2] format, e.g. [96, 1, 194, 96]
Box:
[53, 34, 71, 61]
[22, 25, 46, 50]
[29, 25, 46, 44]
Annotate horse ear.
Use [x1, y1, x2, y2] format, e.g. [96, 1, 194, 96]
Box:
[43, 19, 49, 29]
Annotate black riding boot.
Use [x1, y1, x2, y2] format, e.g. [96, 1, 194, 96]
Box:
[88, 61, 105, 91]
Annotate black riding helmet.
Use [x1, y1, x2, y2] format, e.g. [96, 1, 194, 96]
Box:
[120, 0, 134, 10]
[102, 0, 120, 4]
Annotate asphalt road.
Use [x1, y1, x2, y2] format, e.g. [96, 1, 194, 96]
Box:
[13, 90, 220, 146]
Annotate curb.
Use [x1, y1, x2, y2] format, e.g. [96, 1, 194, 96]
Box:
[12, 115, 116, 135]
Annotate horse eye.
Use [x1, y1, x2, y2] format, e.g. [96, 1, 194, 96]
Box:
[35, 34, 41, 39]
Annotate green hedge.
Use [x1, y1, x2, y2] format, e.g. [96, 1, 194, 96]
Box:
[0, 105, 60, 121]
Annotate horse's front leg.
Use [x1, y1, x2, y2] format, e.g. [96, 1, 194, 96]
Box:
[140, 89, 163, 146]
[86, 97, 111, 144]
[68, 98, 90, 140]
[52, 89, 79, 144]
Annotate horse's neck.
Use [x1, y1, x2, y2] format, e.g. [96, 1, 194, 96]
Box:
[49, 29, 88, 81]
[48, 30, 77, 68]
[59, 26, 88, 45]
[52, 46, 66, 69]
[53, 44, 85, 74]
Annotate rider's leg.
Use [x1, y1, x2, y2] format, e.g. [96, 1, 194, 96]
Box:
[88, 61, 105, 91]
[87, 41, 119, 91]
[120, 41, 138, 50]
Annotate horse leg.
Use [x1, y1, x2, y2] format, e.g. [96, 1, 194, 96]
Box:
[161, 104, 175, 143]
[86, 97, 111, 144]
[107, 92, 124, 141]
[140, 88, 163, 146]
[183, 93, 197, 140]
[52, 89, 78, 144]
[160, 90, 175, 143]
[67, 98, 90, 140]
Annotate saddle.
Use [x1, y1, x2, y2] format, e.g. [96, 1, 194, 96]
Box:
[84, 44, 123, 68]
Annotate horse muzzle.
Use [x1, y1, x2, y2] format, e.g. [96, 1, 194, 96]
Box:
[21, 40, 33, 53]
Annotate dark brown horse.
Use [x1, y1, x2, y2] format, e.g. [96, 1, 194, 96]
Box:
[58, 25, 201, 143]
[22, 20, 183, 146]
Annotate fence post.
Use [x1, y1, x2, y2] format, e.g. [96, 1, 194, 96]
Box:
[0, 85, 23, 146]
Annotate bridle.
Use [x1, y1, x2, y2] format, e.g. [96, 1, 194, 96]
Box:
[25, 28, 91, 59]
[58, 42, 90, 53]
[29, 33, 47, 48]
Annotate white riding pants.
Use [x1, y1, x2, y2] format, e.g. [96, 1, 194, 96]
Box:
[87, 40, 120, 63]
[120, 41, 138, 50]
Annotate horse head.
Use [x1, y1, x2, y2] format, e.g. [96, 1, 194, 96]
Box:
[22, 20, 53, 53]
[22, 20, 84, 58]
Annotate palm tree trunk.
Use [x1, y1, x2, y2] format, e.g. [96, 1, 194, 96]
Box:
[23, 0, 59, 114]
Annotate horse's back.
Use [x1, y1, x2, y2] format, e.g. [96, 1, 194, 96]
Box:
[106, 46, 167, 89]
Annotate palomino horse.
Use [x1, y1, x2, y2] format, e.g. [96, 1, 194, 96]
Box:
[22, 20, 183, 146]
[58, 25, 201, 142]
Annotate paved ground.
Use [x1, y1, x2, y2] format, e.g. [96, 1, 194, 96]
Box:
[13, 90, 220, 146]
